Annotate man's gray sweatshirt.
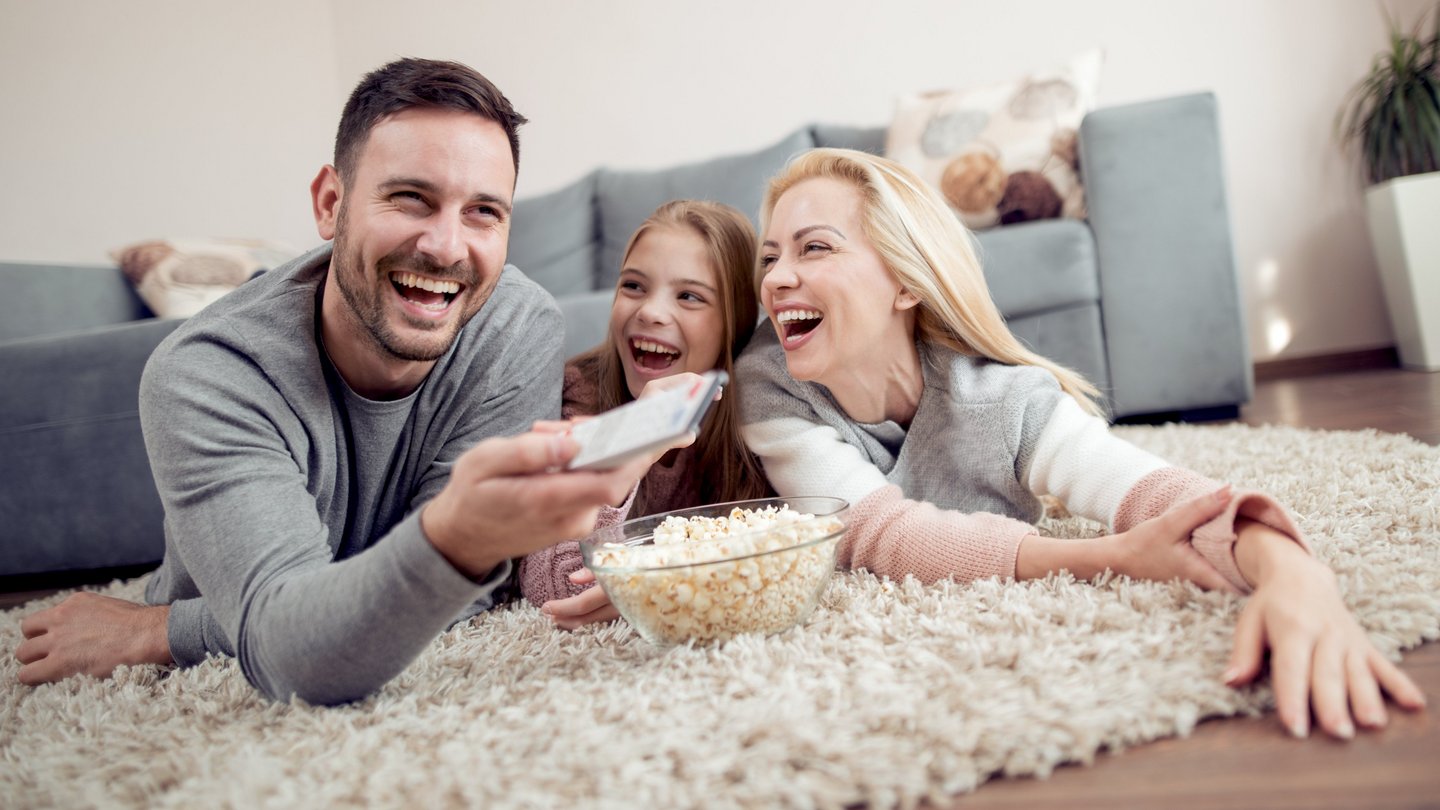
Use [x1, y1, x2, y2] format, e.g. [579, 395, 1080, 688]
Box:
[141, 244, 562, 704]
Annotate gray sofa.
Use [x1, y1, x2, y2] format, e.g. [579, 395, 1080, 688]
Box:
[0, 92, 1250, 581]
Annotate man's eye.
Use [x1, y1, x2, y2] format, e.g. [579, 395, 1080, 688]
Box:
[471, 205, 502, 220]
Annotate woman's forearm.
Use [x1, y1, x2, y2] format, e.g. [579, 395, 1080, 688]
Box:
[1233, 517, 1329, 590]
[1014, 534, 1118, 581]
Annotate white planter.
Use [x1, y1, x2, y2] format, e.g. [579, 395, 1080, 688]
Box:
[1365, 171, 1440, 371]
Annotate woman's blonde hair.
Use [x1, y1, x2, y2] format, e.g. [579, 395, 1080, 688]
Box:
[572, 200, 771, 513]
[759, 148, 1105, 416]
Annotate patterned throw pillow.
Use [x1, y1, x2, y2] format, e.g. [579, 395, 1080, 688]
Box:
[885, 50, 1102, 230]
[111, 238, 298, 318]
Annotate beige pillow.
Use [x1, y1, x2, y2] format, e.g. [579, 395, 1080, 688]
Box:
[112, 238, 298, 318]
[885, 50, 1102, 229]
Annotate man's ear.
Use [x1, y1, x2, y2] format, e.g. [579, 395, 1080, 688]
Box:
[311, 165, 342, 241]
[895, 286, 921, 311]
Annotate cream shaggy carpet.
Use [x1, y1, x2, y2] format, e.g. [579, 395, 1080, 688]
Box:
[2, 424, 1438, 809]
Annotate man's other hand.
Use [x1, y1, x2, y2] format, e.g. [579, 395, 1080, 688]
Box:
[16, 593, 173, 685]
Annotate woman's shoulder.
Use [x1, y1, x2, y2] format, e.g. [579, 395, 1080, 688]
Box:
[929, 345, 1062, 406]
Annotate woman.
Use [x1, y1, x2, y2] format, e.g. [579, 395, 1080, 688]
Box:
[737, 148, 1424, 740]
[520, 200, 771, 628]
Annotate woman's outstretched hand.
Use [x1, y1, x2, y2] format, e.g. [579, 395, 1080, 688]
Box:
[1226, 519, 1426, 739]
[541, 568, 620, 630]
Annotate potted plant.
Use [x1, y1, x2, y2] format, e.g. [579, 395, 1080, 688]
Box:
[1338, 3, 1440, 370]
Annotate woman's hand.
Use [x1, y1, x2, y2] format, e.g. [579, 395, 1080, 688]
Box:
[1227, 520, 1426, 739]
[1016, 487, 1234, 586]
[541, 568, 620, 630]
[1106, 486, 1236, 591]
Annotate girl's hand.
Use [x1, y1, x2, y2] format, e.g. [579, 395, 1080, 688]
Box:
[1107, 486, 1236, 591]
[541, 568, 620, 630]
[1226, 522, 1427, 739]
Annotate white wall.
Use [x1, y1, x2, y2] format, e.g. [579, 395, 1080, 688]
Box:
[1, 0, 1428, 362]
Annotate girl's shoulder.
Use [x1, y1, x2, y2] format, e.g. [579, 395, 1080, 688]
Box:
[562, 355, 603, 419]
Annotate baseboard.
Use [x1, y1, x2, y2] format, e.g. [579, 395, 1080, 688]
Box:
[1253, 346, 1399, 382]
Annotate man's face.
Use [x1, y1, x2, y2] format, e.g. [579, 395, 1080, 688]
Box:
[318, 107, 516, 364]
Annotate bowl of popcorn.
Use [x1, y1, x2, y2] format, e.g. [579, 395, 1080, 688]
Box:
[580, 496, 848, 646]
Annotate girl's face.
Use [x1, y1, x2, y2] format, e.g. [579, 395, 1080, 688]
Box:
[609, 224, 727, 399]
[758, 177, 914, 385]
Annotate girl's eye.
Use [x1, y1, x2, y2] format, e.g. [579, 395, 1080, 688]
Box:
[619, 280, 643, 293]
[679, 291, 706, 304]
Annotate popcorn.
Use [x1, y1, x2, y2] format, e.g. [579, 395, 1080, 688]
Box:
[588, 505, 844, 645]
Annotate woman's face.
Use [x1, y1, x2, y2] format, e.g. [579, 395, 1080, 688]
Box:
[609, 224, 727, 399]
[759, 177, 913, 384]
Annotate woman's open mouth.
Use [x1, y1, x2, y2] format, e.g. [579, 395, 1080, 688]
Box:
[630, 337, 681, 372]
[776, 308, 823, 347]
[390, 271, 462, 314]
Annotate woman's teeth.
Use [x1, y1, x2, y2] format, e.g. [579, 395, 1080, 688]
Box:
[777, 309, 822, 324]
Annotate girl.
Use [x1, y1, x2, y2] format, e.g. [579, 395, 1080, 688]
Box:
[519, 200, 771, 627]
[738, 148, 1425, 740]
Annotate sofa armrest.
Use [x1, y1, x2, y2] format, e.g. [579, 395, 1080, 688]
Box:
[0, 318, 181, 576]
[1080, 92, 1253, 418]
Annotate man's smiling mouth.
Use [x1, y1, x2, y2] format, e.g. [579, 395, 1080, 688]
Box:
[390, 271, 461, 311]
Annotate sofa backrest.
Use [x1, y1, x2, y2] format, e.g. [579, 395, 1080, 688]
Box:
[0, 263, 156, 344]
[507, 128, 820, 298]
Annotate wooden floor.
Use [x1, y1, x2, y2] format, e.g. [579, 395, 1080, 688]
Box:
[4, 366, 1438, 808]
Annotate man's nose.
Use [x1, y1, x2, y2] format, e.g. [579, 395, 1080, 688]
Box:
[415, 212, 467, 268]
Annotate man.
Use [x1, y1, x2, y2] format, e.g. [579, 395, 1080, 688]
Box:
[15, 58, 650, 704]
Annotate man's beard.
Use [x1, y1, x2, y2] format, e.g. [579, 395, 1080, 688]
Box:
[330, 215, 484, 363]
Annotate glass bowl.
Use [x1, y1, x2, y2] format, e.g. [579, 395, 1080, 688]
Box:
[580, 496, 849, 646]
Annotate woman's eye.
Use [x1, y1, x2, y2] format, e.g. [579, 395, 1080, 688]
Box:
[759, 255, 777, 270]
[803, 242, 830, 254]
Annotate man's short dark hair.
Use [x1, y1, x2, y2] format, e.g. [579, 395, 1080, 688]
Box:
[334, 58, 527, 184]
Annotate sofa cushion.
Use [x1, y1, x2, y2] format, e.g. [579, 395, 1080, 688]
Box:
[112, 238, 297, 319]
[508, 171, 599, 298]
[886, 50, 1102, 230]
[594, 128, 816, 290]
[973, 218, 1099, 319]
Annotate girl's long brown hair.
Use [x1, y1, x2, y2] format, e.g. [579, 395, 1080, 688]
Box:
[571, 200, 771, 514]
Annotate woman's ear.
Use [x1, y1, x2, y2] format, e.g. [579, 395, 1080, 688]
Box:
[311, 165, 343, 241]
[895, 287, 921, 311]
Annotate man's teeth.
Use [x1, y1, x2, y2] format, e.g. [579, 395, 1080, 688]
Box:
[632, 338, 679, 355]
[777, 309, 823, 323]
[392, 272, 460, 295]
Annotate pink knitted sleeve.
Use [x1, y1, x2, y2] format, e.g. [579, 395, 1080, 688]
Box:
[518, 488, 638, 607]
[841, 486, 1035, 584]
[1114, 467, 1310, 593]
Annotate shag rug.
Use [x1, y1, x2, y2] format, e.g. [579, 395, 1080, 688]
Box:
[2, 424, 1438, 809]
